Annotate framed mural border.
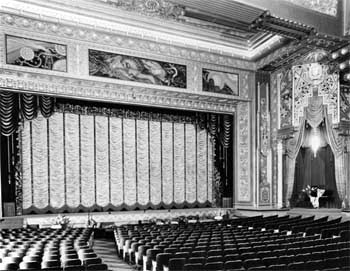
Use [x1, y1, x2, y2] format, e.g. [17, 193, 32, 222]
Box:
[5, 34, 68, 73]
[86, 44, 190, 90]
[202, 67, 240, 96]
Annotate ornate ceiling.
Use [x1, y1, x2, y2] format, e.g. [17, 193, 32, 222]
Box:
[0, 0, 348, 66]
[0, 0, 286, 60]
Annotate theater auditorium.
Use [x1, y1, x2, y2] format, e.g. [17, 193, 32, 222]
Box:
[0, 0, 349, 270]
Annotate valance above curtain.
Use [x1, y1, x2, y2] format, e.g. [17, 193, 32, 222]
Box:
[0, 90, 55, 136]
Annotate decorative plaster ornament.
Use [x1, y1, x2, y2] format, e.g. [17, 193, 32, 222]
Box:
[308, 63, 323, 85]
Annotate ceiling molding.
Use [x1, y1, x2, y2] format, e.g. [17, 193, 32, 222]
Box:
[0, 0, 284, 60]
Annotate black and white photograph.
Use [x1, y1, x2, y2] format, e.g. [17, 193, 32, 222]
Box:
[0, 1, 349, 271]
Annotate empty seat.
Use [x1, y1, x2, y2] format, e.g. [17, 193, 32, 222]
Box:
[0, 262, 19, 271]
[243, 258, 263, 269]
[168, 258, 185, 271]
[85, 263, 108, 270]
[155, 253, 171, 271]
[262, 256, 279, 267]
[61, 259, 82, 268]
[190, 251, 206, 258]
[187, 257, 205, 264]
[224, 260, 243, 270]
[268, 264, 287, 270]
[41, 260, 61, 269]
[183, 262, 203, 270]
[303, 260, 324, 270]
[207, 249, 222, 257]
[287, 261, 305, 270]
[204, 261, 223, 271]
[63, 266, 84, 271]
[19, 261, 41, 270]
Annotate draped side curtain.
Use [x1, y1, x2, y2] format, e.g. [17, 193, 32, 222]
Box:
[0, 91, 54, 136]
[285, 97, 346, 206]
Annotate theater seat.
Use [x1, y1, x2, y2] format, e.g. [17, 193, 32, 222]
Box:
[0, 262, 19, 271]
[85, 263, 108, 270]
[204, 261, 223, 271]
[168, 258, 185, 271]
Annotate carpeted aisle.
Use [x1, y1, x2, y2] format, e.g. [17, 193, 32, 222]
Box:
[93, 238, 136, 271]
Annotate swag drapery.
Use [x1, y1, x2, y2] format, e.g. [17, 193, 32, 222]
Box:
[0, 91, 54, 136]
[284, 97, 346, 207]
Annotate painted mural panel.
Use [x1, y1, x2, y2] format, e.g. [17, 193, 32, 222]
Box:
[89, 49, 186, 88]
[6, 35, 67, 72]
[340, 87, 350, 121]
[203, 69, 239, 95]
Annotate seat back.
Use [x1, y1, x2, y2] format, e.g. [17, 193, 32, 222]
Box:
[168, 258, 185, 271]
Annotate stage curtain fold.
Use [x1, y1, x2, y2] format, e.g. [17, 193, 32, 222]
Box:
[197, 128, 208, 203]
[49, 113, 65, 209]
[162, 122, 174, 205]
[123, 118, 137, 206]
[32, 114, 49, 209]
[173, 123, 185, 204]
[95, 116, 110, 207]
[208, 134, 213, 202]
[110, 117, 124, 207]
[136, 119, 150, 206]
[80, 115, 95, 208]
[185, 124, 196, 203]
[149, 121, 162, 205]
[21, 120, 32, 210]
[65, 113, 80, 208]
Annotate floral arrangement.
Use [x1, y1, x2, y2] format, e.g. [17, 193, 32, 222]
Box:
[302, 185, 318, 197]
[52, 214, 70, 228]
[302, 185, 325, 208]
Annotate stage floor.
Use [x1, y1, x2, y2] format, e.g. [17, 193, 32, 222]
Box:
[22, 207, 227, 227]
[1, 207, 349, 228]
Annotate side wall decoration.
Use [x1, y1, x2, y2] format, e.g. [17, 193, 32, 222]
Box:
[277, 69, 293, 128]
[6, 35, 67, 72]
[340, 86, 350, 121]
[202, 69, 239, 95]
[20, 105, 214, 214]
[292, 63, 339, 127]
[89, 49, 187, 88]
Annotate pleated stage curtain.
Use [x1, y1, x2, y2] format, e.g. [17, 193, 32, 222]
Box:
[21, 111, 214, 213]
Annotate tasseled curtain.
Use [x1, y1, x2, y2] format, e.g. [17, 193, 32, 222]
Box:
[0, 91, 55, 136]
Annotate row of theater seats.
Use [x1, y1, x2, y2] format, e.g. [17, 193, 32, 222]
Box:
[0, 227, 108, 270]
[114, 215, 350, 271]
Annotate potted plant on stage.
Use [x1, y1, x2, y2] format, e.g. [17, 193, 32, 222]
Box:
[51, 214, 70, 229]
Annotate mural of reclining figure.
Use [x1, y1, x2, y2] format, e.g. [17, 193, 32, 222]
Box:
[105, 55, 173, 85]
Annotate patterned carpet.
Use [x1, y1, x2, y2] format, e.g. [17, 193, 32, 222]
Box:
[93, 238, 137, 271]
